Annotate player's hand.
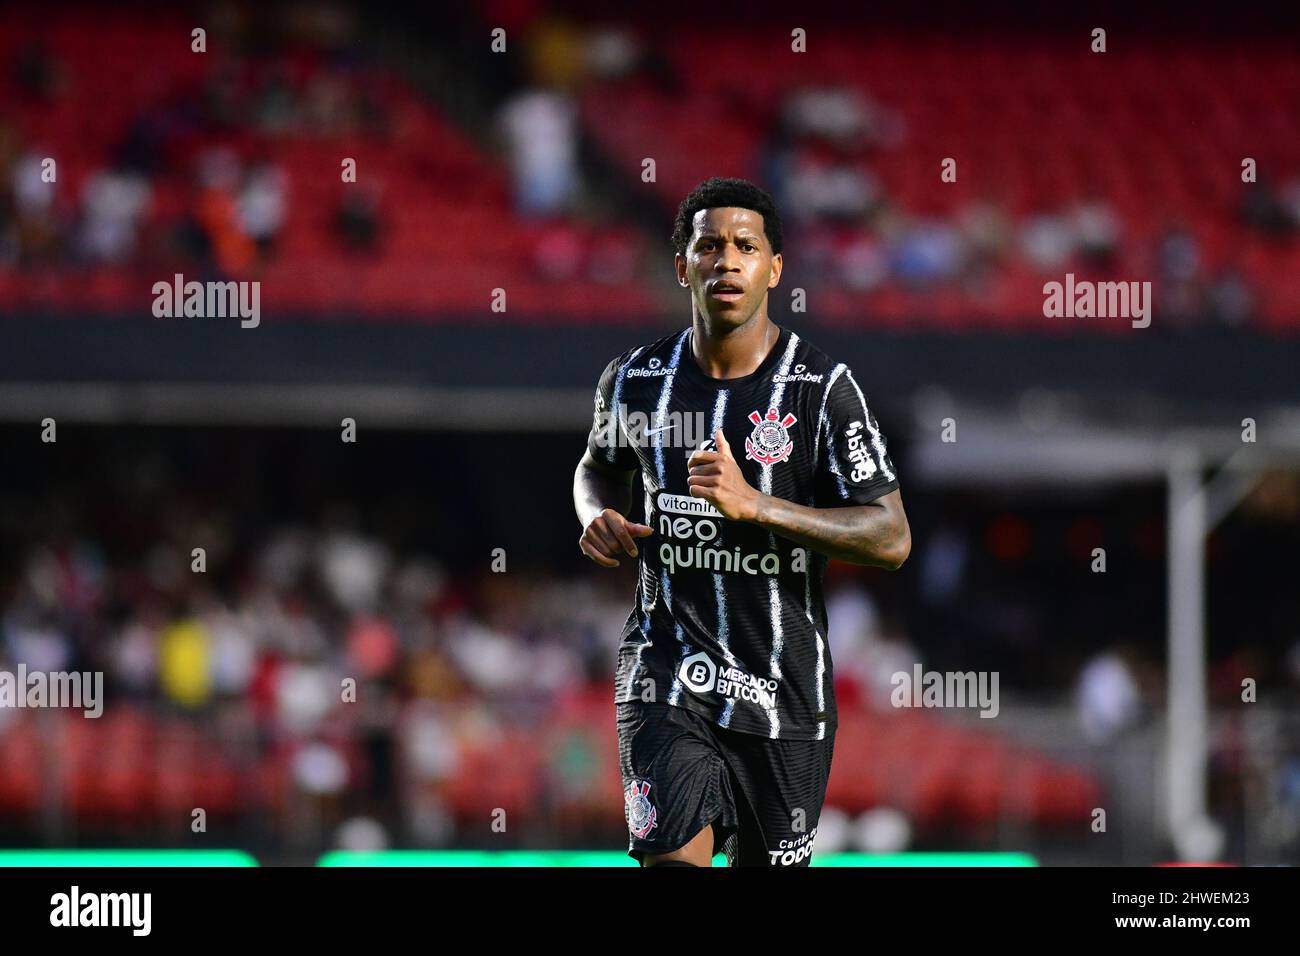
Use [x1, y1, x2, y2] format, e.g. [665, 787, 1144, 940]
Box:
[579, 508, 653, 568]
[686, 429, 761, 522]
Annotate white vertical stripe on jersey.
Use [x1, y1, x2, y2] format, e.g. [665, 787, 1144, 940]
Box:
[802, 546, 829, 741]
[655, 330, 692, 706]
[623, 337, 685, 702]
[616, 346, 652, 702]
[755, 331, 801, 738]
[812, 363, 847, 475]
[814, 628, 826, 740]
[714, 572, 736, 726]
[806, 361, 868, 738]
[757, 332, 802, 539]
[844, 370, 896, 482]
[817, 369, 853, 500]
[806, 369, 835, 740]
[652, 330, 689, 487]
[766, 578, 783, 738]
[708, 387, 740, 727]
[608, 346, 644, 466]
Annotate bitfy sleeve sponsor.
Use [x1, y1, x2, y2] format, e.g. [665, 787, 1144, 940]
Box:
[814, 366, 900, 507]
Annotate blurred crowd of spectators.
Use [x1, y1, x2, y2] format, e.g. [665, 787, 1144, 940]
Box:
[3, 469, 1298, 855]
[5, 10, 1300, 323]
[0, 501, 629, 848]
[760, 84, 1272, 328]
[484, 10, 1300, 327]
[0, 21, 386, 283]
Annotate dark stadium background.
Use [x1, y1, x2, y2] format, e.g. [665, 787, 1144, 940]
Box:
[0, 1, 1298, 866]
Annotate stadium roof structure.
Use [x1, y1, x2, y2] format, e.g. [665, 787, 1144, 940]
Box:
[911, 405, 1300, 485]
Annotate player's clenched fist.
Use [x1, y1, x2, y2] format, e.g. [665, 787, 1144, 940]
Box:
[687, 429, 761, 522]
[579, 508, 654, 568]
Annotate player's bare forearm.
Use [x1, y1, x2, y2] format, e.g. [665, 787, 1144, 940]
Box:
[750, 489, 910, 569]
[574, 449, 634, 527]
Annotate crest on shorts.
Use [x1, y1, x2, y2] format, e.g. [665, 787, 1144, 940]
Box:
[745, 407, 797, 466]
[624, 778, 659, 839]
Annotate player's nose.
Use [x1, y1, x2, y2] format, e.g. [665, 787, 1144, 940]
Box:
[713, 242, 743, 271]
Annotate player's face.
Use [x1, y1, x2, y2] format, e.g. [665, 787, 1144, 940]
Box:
[675, 207, 782, 327]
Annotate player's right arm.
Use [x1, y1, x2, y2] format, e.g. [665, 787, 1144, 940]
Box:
[574, 451, 651, 567]
[574, 354, 653, 568]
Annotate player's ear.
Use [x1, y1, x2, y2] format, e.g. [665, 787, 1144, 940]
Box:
[674, 252, 690, 287]
[768, 252, 782, 287]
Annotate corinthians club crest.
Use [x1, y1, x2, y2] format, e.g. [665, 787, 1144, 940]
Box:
[624, 779, 658, 839]
[745, 407, 797, 466]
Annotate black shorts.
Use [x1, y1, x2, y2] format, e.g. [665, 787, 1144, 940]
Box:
[617, 700, 836, 867]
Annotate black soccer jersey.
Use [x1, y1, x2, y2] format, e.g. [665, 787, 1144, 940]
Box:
[586, 324, 899, 741]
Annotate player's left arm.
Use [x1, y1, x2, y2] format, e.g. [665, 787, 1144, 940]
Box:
[686, 428, 911, 570]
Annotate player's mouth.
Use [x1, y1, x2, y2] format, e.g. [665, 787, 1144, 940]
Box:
[707, 280, 745, 303]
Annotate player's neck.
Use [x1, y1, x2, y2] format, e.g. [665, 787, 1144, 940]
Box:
[689, 313, 781, 380]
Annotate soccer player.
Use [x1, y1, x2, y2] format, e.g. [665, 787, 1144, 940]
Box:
[573, 177, 910, 867]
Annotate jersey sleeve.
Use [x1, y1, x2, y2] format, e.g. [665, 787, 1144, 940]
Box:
[814, 367, 900, 506]
[585, 353, 639, 473]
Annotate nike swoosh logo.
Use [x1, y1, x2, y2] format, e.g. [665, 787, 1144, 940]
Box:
[646, 422, 678, 435]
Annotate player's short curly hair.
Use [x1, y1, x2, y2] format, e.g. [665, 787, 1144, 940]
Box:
[671, 177, 783, 258]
